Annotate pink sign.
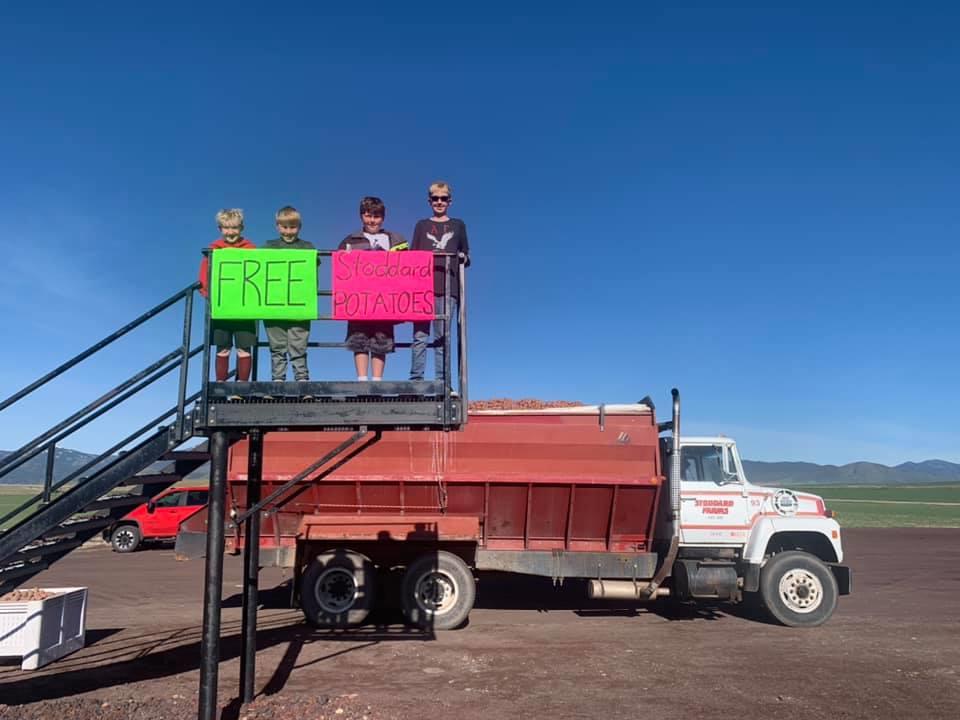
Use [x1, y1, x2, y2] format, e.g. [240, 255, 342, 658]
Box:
[332, 250, 435, 321]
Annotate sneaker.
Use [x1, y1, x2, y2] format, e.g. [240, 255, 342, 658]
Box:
[261, 394, 274, 401]
[227, 394, 242, 402]
[301, 394, 314, 401]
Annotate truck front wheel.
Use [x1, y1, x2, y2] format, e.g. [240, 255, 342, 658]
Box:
[402, 551, 475, 630]
[301, 550, 376, 628]
[759, 551, 838, 628]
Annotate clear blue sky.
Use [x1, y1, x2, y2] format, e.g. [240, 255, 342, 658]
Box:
[0, 1, 957, 465]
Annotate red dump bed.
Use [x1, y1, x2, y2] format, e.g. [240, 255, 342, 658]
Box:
[225, 404, 663, 555]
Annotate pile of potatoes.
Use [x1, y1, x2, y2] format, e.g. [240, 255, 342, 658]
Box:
[0, 588, 55, 602]
[468, 398, 585, 411]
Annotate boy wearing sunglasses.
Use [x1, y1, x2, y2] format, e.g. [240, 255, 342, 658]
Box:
[409, 181, 471, 384]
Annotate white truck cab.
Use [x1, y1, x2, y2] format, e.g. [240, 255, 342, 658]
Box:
[666, 436, 851, 627]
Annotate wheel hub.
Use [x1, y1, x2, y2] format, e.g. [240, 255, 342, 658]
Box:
[315, 567, 359, 614]
[415, 572, 458, 615]
[778, 568, 824, 613]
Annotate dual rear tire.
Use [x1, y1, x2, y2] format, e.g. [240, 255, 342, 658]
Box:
[300, 549, 475, 630]
[301, 551, 377, 628]
[401, 551, 476, 630]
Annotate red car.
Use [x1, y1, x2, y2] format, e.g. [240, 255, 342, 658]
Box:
[107, 486, 209, 553]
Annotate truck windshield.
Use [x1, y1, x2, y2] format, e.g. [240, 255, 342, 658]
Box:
[681, 446, 730, 484]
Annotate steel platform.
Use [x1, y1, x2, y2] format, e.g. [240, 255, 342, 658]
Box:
[200, 380, 462, 431]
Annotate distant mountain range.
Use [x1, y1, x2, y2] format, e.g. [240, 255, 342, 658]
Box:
[0, 447, 108, 485]
[741, 459, 960, 486]
[2, 447, 959, 486]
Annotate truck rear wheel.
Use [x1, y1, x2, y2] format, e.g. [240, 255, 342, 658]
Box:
[301, 550, 376, 628]
[760, 551, 838, 628]
[401, 551, 475, 630]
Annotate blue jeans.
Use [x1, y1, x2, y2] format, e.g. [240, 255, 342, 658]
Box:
[410, 298, 458, 382]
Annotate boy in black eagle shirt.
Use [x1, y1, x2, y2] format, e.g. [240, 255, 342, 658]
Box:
[409, 181, 470, 383]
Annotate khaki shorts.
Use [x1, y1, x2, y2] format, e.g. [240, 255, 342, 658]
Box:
[211, 320, 258, 350]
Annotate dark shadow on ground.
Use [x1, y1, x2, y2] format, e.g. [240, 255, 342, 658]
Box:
[474, 571, 739, 622]
[222, 580, 293, 610]
[0, 611, 430, 707]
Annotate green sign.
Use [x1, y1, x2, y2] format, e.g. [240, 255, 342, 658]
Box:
[210, 249, 318, 320]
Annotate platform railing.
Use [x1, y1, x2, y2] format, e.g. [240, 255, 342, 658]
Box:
[198, 249, 467, 430]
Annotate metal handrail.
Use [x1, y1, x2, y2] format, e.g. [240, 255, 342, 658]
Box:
[0, 283, 202, 533]
[0, 389, 202, 529]
[0, 346, 202, 482]
[0, 282, 199, 413]
[0, 346, 189, 475]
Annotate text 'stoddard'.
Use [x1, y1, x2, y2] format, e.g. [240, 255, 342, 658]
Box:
[210, 249, 319, 320]
[332, 250, 435, 321]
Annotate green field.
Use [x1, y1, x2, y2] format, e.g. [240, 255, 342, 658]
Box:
[0, 485, 42, 530]
[794, 484, 960, 528]
[2, 483, 959, 531]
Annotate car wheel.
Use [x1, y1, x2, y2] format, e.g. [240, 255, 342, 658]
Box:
[111, 524, 141, 553]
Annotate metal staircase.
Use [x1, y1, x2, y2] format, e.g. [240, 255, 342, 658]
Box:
[0, 283, 210, 594]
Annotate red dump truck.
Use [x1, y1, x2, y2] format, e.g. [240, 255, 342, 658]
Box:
[178, 392, 850, 628]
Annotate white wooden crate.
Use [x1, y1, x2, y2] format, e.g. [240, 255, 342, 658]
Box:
[0, 587, 87, 670]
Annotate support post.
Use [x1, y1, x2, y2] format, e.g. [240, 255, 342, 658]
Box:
[240, 429, 264, 704]
[42, 444, 55, 504]
[198, 430, 229, 720]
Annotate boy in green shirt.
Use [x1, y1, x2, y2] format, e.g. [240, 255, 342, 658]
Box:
[263, 206, 315, 383]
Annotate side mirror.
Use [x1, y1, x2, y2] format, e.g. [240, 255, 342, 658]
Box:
[720, 470, 739, 485]
[146, 500, 156, 514]
[720, 446, 740, 484]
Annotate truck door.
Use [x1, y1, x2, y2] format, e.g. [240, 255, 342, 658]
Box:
[678, 444, 750, 546]
[147, 490, 188, 537]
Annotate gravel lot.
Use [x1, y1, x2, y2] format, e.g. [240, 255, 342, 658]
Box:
[1, 528, 958, 719]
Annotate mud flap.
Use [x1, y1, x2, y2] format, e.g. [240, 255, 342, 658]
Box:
[830, 564, 852, 595]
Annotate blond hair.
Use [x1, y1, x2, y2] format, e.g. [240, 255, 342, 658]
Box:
[215, 208, 244, 228]
[275, 205, 301, 225]
[428, 181, 452, 197]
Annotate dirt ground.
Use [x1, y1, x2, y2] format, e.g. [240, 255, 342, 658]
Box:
[1, 529, 958, 719]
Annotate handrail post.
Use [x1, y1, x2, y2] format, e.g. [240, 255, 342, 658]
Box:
[175, 289, 194, 440]
[42, 445, 55, 504]
[200, 251, 212, 427]
[458, 259, 468, 423]
[442, 254, 453, 427]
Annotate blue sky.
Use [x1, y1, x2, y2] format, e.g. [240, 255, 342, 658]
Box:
[0, 1, 957, 465]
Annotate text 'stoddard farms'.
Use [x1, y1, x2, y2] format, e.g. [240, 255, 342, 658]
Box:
[332, 250, 435, 321]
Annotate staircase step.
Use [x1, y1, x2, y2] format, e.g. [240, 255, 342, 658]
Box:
[42, 517, 113, 540]
[85, 494, 148, 511]
[12, 538, 86, 562]
[0, 560, 48, 584]
[161, 450, 210, 461]
[118, 473, 182, 486]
